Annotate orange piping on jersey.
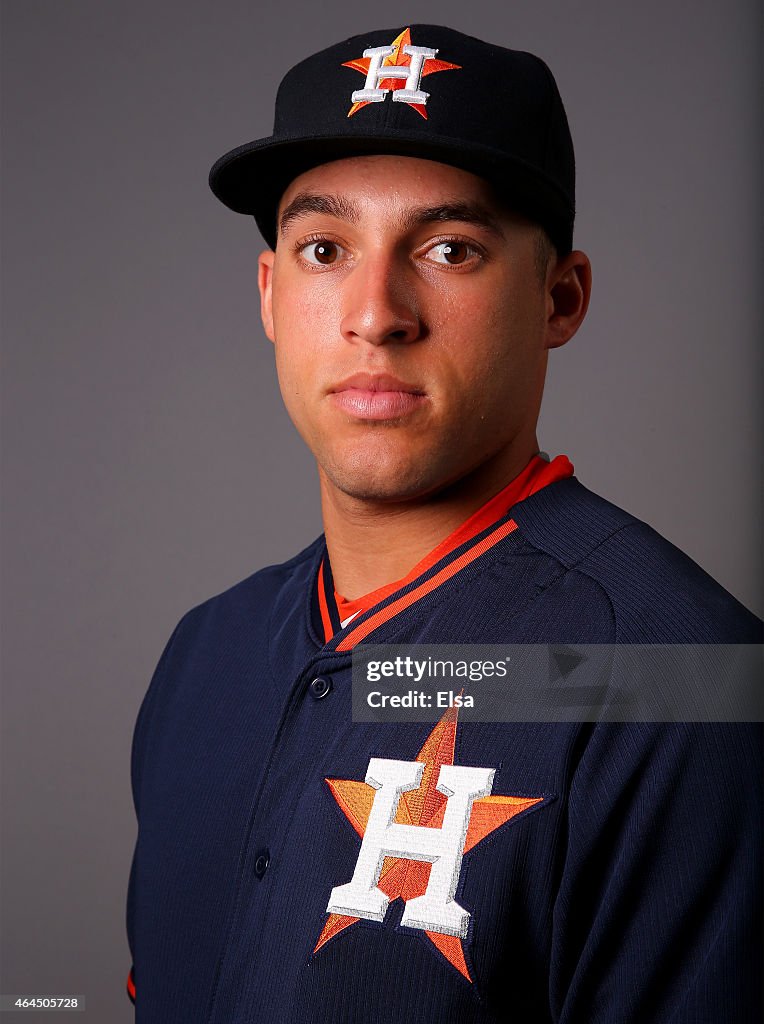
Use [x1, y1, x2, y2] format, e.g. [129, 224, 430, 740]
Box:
[334, 454, 572, 625]
[126, 968, 136, 1003]
[317, 560, 334, 645]
[336, 517, 518, 651]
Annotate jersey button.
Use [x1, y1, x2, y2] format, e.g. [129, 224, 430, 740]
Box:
[254, 849, 270, 878]
[309, 676, 332, 699]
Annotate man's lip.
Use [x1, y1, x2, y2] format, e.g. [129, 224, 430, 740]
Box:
[329, 373, 424, 395]
[328, 389, 427, 421]
[327, 373, 427, 421]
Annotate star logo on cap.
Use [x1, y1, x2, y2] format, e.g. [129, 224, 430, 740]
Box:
[343, 27, 460, 120]
[314, 704, 549, 983]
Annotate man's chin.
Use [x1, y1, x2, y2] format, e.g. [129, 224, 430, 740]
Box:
[319, 456, 444, 505]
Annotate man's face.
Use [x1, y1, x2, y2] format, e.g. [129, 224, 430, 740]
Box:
[258, 155, 582, 504]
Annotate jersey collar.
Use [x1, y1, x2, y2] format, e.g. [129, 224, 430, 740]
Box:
[315, 454, 573, 651]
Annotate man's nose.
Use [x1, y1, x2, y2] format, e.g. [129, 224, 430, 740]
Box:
[339, 255, 422, 346]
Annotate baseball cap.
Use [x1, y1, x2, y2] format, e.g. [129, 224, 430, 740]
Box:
[209, 24, 575, 253]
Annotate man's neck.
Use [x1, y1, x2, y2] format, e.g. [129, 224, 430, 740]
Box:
[320, 442, 539, 601]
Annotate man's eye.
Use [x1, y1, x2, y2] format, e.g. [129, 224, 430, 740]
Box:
[300, 240, 344, 265]
[425, 241, 477, 266]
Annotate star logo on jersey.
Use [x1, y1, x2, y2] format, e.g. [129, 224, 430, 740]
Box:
[315, 705, 547, 982]
[343, 28, 460, 119]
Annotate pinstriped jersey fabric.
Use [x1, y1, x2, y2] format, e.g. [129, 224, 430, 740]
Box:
[126, 477, 762, 1023]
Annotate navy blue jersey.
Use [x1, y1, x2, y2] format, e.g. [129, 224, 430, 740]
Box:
[127, 478, 762, 1022]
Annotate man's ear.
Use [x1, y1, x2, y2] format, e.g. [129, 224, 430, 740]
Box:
[257, 249, 276, 343]
[544, 250, 592, 350]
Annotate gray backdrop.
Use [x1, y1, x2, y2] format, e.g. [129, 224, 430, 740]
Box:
[1, 0, 761, 1019]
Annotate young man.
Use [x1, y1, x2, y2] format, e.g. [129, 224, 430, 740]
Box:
[126, 25, 761, 1023]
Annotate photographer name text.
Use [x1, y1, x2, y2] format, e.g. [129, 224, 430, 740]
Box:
[367, 689, 474, 708]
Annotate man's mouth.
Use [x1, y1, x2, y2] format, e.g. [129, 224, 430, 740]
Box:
[328, 373, 427, 421]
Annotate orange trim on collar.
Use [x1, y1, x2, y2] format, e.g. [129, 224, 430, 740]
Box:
[335, 516, 519, 651]
[335, 454, 572, 624]
[317, 560, 335, 645]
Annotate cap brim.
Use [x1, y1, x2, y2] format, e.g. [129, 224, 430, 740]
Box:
[209, 131, 573, 252]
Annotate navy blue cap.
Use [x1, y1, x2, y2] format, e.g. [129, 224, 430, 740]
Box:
[209, 25, 575, 253]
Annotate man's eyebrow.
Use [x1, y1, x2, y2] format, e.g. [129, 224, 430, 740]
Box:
[405, 202, 506, 238]
[279, 193, 360, 235]
[278, 194, 506, 239]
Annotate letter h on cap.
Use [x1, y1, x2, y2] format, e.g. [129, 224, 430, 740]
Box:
[352, 44, 439, 106]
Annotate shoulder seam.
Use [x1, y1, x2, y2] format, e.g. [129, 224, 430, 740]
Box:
[515, 518, 636, 573]
[513, 521, 639, 640]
